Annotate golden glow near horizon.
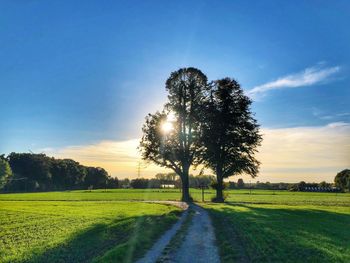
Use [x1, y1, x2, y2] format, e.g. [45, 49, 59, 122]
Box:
[44, 122, 350, 183]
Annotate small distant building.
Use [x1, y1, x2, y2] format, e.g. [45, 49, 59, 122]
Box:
[161, 184, 175, 189]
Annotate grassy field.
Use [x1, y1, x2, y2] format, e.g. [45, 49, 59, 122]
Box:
[1, 188, 349, 207]
[204, 203, 350, 262]
[1, 189, 349, 262]
[0, 200, 180, 263]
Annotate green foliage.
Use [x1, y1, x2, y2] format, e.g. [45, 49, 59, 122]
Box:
[202, 78, 261, 179]
[0, 159, 12, 189]
[0, 201, 180, 263]
[210, 181, 228, 191]
[201, 78, 261, 201]
[129, 174, 215, 189]
[130, 178, 151, 189]
[335, 169, 350, 191]
[155, 172, 177, 183]
[189, 174, 215, 188]
[3, 152, 117, 192]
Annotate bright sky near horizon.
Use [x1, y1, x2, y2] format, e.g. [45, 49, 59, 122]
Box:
[1, 1, 349, 182]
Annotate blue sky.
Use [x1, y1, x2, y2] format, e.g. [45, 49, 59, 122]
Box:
[1, 1, 349, 181]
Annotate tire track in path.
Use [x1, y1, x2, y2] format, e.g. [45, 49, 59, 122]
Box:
[168, 204, 220, 263]
[137, 203, 220, 263]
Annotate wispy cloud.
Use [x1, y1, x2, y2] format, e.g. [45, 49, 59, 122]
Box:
[257, 122, 350, 182]
[248, 64, 340, 98]
[312, 107, 350, 121]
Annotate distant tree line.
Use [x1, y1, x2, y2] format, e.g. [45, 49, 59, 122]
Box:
[121, 173, 215, 189]
[226, 179, 341, 192]
[1, 153, 347, 193]
[0, 153, 118, 192]
[121, 174, 345, 192]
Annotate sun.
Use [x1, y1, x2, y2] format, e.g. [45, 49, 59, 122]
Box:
[161, 121, 173, 133]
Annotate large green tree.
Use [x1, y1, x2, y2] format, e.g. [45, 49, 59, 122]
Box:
[140, 68, 208, 201]
[201, 78, 262, 202]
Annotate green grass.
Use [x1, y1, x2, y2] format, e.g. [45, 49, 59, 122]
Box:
[1, 188, 349, 206]
[1, 189, 349, 262]
[202, 202, 350, 262]
[0, 189, 183, 201]
[0, 201, 180, 263]
[225, 189, 350, 206]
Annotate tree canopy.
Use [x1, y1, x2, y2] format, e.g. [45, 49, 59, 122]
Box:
[334, 169, 350, 191]
[2, 153, 118, 192]
[140, 69, 262, 202]
[140, 67, 209, 201]
[201, 78, 261, 201]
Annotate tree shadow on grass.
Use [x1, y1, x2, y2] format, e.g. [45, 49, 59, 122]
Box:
[26, 211, 179, 263]
[208, 203, 350, 263]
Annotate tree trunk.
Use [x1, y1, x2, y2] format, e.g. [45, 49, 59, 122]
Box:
[215, 172, 224, 203]
[181, 166, 192, 202]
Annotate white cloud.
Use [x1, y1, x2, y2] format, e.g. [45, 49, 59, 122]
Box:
[255, 122, 350, 182]
[248, 64, 340, 98]
[326, 122, 349, 128]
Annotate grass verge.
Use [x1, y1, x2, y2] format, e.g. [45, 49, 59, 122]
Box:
[0, 201, 180, 263]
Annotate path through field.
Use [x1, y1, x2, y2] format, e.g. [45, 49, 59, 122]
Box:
[138, 203, 220, 263]
[170, 204, 220, 263]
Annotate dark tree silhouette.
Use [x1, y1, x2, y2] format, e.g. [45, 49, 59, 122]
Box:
[201, 78, 262, 202]
[237, 178, 245, 189]
[334, 169, 350, 191]
[2, 153, 117, 192]
[140, 68, 208, 201]
[8, 153, 52, 191]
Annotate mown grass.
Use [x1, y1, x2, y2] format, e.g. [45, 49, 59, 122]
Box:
[203, 203, 350, 262]
[0, 201, 180, 263]
[1, 189, 349, 262]
[1, 189, 349, 206]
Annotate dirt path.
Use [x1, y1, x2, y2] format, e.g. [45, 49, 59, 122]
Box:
[137, 203, 220, 263]
[135, 202, 189, 263]
[169, 204, 220, 263]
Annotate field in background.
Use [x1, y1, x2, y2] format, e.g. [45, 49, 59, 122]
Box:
[0, 201, 180, 263]
[1, 189, 349, 262]
[1, 189, 349, 206]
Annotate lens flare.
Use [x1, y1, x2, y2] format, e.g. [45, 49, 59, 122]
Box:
[161, 122, 173, 133]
